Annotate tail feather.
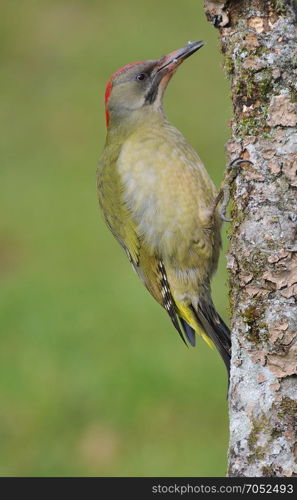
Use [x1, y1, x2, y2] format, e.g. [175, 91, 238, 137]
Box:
[175, 296, 231, 380]
[179, 317, 196, 346]
[171, 314, 188, 347]
[192, 298, 231, 377]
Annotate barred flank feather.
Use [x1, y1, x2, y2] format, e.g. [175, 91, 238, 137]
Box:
[158, 261, 187, 346]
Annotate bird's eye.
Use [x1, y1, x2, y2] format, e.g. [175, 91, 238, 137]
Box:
[136, 73, 147, 81]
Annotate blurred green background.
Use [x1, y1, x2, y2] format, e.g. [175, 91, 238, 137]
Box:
[0, 0, 231, 476]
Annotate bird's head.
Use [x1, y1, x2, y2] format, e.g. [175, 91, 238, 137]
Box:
[104, 40, 204, 128]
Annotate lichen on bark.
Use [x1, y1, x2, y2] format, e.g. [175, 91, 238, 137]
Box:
[204, 0, 297, 477]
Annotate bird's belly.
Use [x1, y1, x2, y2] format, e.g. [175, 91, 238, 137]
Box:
[117, 158, 215, 262]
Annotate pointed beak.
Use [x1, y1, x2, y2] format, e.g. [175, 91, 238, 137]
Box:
[145, 41, 204, 105]
[156, 40, 204, 74]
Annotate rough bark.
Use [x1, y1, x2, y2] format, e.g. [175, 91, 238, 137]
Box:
[204, 0, 297, 477]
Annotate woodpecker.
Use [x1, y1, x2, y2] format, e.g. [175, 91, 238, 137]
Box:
[97, 41, 231, 378]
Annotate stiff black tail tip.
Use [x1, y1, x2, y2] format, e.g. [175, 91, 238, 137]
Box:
[206, 314, 231, 391]
[224, 354, 231, 398]
[190, 302, 231, 386]
[220, 344, 231, 378]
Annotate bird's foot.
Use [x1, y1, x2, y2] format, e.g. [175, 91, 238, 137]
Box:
[212, 158, 253, 223]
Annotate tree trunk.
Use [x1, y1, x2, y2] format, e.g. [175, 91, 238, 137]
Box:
[204, 0, 297, 477]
